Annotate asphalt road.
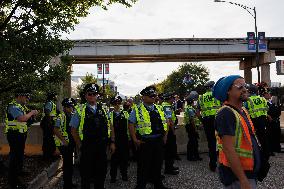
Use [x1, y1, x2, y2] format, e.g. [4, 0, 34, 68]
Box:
[44, 152, 284, 189]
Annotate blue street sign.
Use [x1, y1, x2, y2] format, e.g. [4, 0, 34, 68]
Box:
[258, 32, 267, 51]
[247, 32, 256, 51]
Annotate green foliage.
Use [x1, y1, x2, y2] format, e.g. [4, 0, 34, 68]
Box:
[76, 72, 97, 95]
[155, 63, 210, 98]
[0, 0, 136, 94]
[0, 0, 137, 120]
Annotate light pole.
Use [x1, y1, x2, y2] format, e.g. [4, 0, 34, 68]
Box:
[214, 0, 261, 83]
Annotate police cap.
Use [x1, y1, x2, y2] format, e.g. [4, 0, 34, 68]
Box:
[188, 91, 199, 100]
[47, 92, 57, 100]
[204, 81, 215, 88]
[140, 86, 157, 97]
[158, 93, 164, 101]
[83, 83, 100, 94]
[110, 96, 123, 105]
[185, 96, 194, 104]
[258, 86, 269, 96]
[163, 92, 175, 100]
[247, 84, 258, 94]
[62, 98, 75, 107]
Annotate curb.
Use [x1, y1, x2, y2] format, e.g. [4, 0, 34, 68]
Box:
[28, 159, 62, 189]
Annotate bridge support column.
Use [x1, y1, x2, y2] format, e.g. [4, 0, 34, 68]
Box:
[244, 68, 252, 84]
[240, 58, 253, 84]
[63, 65, 72, 97]
[261, 64, 271, 86]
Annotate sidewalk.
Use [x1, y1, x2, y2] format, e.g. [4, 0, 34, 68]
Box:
[0, 144, 42, 156]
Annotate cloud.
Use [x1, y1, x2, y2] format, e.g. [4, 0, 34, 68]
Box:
[68, 0, 283, 95]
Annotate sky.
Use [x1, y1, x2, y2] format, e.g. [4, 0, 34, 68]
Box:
[63, 0, 284, 96]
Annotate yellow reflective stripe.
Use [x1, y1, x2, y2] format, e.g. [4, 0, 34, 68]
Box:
[50, 102, 57, 116]
[7, 121, 27, 126]
[135, 103, 167, 135]
[54, 113, 69, 146]
[79, 104, 86, 140]
[219, 105, 253, 159]
[155, 104, 167, 131]
[139, 127, 152, 135]
[200, 92, 221, 117]
[229, 109, 242, 149]
[235, 148, 253, 158]
[110, 112, 113, 126]
[5, 101, 28, 133]
[248, 96, 268, 118]
[6, 126, 19, 130]
[78, 104, 109, 140]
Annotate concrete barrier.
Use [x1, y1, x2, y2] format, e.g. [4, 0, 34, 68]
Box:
[1, 111, 283, 152]
[175, 125, 208, 154]
[0, 123, 43, 145]
[176, 114, 208, 154]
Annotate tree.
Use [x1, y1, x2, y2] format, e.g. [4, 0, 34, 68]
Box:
[0, 0, 136, 94]
[155, 63, 210, 98]
[0, 0, 137, 119]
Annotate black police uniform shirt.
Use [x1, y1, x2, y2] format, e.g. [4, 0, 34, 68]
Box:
[128, 103, 164, 136]
[70, 103, 108, 142]
[112, 111, 128, 143]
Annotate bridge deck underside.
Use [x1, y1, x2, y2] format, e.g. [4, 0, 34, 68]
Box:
[74, 53, 255, 64]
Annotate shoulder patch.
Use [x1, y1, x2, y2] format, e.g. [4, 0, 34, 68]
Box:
[165, 107, 171, 112]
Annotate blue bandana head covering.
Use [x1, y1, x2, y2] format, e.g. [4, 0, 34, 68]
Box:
[212, 75, 242, 102]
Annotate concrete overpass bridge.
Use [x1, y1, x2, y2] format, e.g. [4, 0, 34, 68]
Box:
[66, 37, 284, 93]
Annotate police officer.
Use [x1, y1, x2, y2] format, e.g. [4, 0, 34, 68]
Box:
[128, 86, 170, 189]
[41, 92, 57, 160]
[70, 83, 115, 189]
[109, 96, 130, 183]
[6, 90, 38, 189]
[245, 84, 269, 158]
[184, 95, 202, 161]
[127, 98, 135, 112]
[162, 92, 179, 175]
[197, 81, 220, 171]
[53, 98, 76, 189]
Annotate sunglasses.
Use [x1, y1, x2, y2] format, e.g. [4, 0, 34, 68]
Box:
[87, 92, 97, 96]
[233, 83, 248, 90]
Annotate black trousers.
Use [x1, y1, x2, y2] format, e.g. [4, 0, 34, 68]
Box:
[269, 120, 282, 152]
[165, 129, 176, 170]
[202, 116, 217, 167]
[110, 141, 129, 179]
[186, 124, 200, 160]
[0, 154, 6, 175]
[7, 130, 27, 186]
[252, 116, 269, 158]
[80, 141, 107, 189]
[40, 117, 56, 159]
[130, 139, 138, 161]
[58, 145, 73, 189]
[136, 137, 164, 189]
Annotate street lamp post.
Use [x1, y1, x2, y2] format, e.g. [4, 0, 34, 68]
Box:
[214, 0, 261, 83]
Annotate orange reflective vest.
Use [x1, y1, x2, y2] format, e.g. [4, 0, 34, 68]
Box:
[217, 105, 256, 171]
